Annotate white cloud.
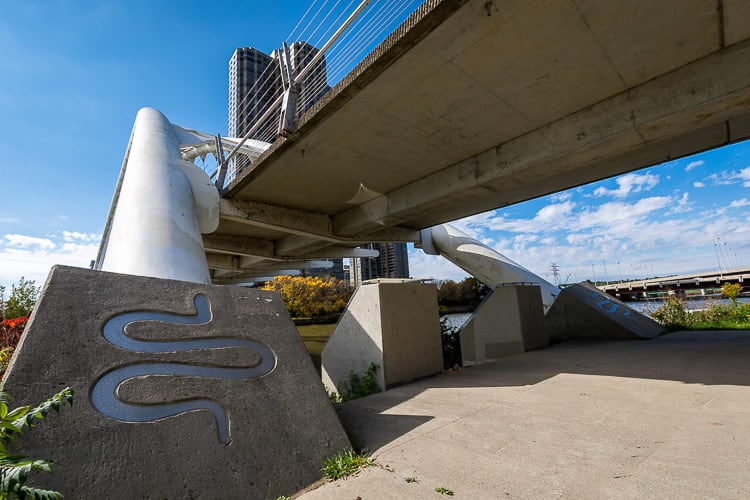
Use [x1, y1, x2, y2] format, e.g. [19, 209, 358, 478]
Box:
[62, 231, 100, 242]
[4, 234, 55, 250]
[668, 192, 692, 214]
[739, 167, 750, 187]
[729, 198, 750, 209]
[700, 167, 750, 187]
[550, 192, 572, 202]
[0, 232, 99, 289]
[593, 173, 659, 198]
[0, 217, 20, 224]
[407, 246, 469, 282]
[685, 160, 704, 172]
[693, 181, 706, 188]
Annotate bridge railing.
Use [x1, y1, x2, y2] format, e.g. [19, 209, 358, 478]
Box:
[217, 0, 423, 188]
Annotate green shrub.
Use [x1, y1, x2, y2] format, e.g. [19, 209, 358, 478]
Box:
[0, 387, 74, 499]
[651, 296, 691, 330]
[652, 296, 750, 331]
[336, 363, 380, 402]
[440, 316, 462, 370]
[3, 278, 39, 321]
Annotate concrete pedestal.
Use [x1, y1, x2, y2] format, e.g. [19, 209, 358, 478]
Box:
[460, 284, 546, 366]
[322, 280, 442, 395]
[1, 266, 349, 500]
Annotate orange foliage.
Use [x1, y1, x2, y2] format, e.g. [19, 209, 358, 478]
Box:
[261, 275, 352, 318]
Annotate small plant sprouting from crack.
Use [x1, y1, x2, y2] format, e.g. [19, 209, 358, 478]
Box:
[321, 448, 374, 480]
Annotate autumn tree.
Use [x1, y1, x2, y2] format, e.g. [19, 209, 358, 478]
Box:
[261, 275, 352, 318]
[721, 282, 742, 305]
[437, 277, 490, 307]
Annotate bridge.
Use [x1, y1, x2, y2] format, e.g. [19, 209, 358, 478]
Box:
[211, 0, 750, 282]
[600, 267, 750, 301]
[95, 0, 750, 285]
[9, 2, 750, 497]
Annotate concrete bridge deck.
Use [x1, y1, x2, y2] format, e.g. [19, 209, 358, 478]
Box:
[207, 0, 750, 282]
[302, 330, 750, 499]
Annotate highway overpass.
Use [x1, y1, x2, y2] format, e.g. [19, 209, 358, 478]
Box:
[600, 266, 750, 301]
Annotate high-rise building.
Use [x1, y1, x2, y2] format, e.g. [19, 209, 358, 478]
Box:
[359, 243, 410, 281]
[228, 42, 341, 280]
[229, 42, 329, 156]
[228, 47, 277, 171]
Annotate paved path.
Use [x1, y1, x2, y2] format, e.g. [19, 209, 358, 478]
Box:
[301, 330, 750, 499]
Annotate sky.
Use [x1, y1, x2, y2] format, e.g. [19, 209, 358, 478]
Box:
[1, 1, 749, 291]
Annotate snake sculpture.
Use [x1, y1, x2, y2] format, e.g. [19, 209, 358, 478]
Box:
[90, 294, 276, 444]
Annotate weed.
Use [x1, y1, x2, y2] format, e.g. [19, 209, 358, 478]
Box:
[324, 385, 342, 404]
[321, 448, 373, 480]
[335, 363, 380, 402]
[435, 486, 454, 495]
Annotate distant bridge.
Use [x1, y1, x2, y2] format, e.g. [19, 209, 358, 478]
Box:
[600, 268, 750, 301]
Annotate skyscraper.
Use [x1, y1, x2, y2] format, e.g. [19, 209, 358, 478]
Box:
[228, 47, 277, 171]
[228, 42, 329, 157]
[359, 243, 410, 281]
[228, 42, 342, 280]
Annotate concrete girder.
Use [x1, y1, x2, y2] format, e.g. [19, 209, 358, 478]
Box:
[220, 199, 334, 240]
[206, 253, 333, 272]
[203, 234, 277, 259]
[332, 39, 750, 236]
[220, 198, 420, 245]
[204, 233, 380, 260]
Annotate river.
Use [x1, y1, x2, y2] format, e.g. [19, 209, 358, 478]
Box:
[443, 297, 750, 327]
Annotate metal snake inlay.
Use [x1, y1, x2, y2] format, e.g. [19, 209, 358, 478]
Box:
[90, 294, 277, 444]
[590, 292, 631, 317]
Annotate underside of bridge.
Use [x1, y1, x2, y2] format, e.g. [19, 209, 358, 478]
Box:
[207, 0, 750, 283]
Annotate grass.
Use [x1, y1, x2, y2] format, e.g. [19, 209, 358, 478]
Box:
[321, 448, 373, 480]
[435, 486, 454, 495]
[405, 476, 418, 483]
[296, 323, 336, 357]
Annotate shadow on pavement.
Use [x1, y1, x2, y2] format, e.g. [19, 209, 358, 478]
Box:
[333, 330, 750, 452]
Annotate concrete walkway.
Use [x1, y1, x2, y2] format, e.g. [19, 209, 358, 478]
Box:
[301, 330, 750, 499]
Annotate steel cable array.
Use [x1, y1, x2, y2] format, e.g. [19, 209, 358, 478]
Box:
[221, 0, 422, 185]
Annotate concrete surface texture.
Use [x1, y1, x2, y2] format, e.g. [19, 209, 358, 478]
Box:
[203, 0, 750, 282]
[322, 280, 443, 395]
[460, 285, 546, 366]
[303, 330, 750, 499]
[2, 266, 350, 500]
[546, 281, 662, 342]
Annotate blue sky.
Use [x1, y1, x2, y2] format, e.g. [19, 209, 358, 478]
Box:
[1, 1, 748, 290]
